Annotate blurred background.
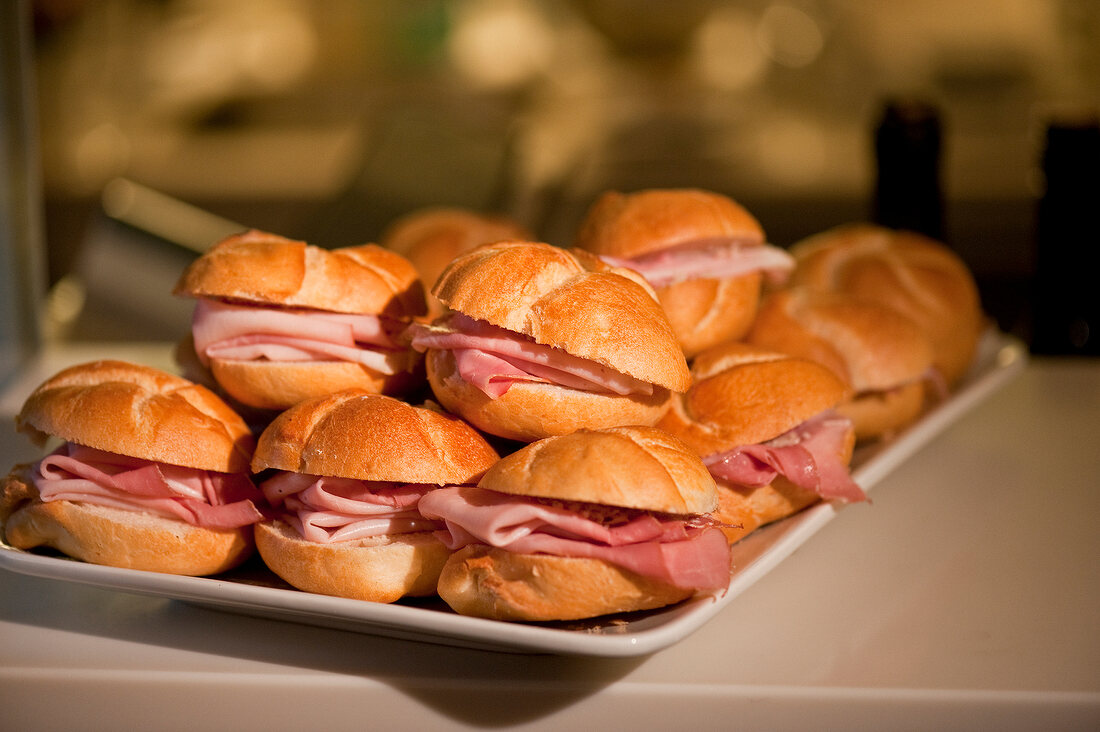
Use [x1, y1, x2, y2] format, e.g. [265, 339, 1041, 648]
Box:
[7, 0, 1100, 371]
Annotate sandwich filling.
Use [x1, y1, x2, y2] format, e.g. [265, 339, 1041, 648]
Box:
[703, 413, 866, 502]
[191, 298, 416, 374]
[260, 472, 443, 543]
[406, 313, 655, 399]
[598, 237, 795, 288]
[418, 486, 731, 590]
[30, 443, 266, 529]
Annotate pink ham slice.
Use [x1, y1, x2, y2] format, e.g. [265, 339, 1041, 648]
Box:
[598, 237, 795, 288]
[406, 313, 655, 399]
[418, 486, 731, 590]
[33, 443, 266, 529]
[703, 413, 867, 502]
[191, 298, 413, 374]
[259, 472, 443, 544]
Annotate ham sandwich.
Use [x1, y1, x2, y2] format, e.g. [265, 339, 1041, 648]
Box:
[419, 487, 731, 591]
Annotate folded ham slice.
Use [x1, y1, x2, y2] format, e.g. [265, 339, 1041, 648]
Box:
[598, 237, 795, 288]
[33, 443, 266, 529]
[406, 313, 655, 399]
[418, 486, 731, 590]
[259, 472, 443, 544]
[191, 298, 414, 374]
[703, 413, 866, 502]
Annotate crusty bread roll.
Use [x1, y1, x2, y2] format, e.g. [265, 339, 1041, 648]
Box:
[663, 343, 852, 457]
[250, 389, 499, 603]
[430, 426, 728, 621]
[173, 230, 428, 410]
[421, 240, 691, 442]
[16, 359, 254, 473]
[787, 223, 983, 386]
[2, 360, 259, 575]
[251, 389, 499, 482]
[479, 425, 717, 514]
[437, 545, 695, 622]
[253, 522, 449, 603]
[2, 471, 253, 575]
[658, 344, 859, 544]
[574, 188, 775, 357]
[747, 288, 936, 440]
[379, 206, 532, 318]
[423, 348, 673, 444]
[175, 230, 426, 315]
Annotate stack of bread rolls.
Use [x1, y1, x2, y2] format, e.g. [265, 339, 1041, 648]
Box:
[2, 194, 986, 624]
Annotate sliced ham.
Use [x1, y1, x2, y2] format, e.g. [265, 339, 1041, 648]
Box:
[599, 237, 795, 288]
[406, 313, 654, 399]
[191, 298, 413, 374]
[703, 413, 867, 502]
[33, 443, 266, 529]
[417, 486, 731, 590]
[258, 472, 443, 544]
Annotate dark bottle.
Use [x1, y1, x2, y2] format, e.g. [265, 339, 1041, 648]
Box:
[872, 99, 945, 241]
[1031, 116, 1100, 355]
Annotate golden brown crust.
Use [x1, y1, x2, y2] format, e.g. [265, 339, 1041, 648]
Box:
[254, 521, 449, 602]
[746, 288, 935, 440]
[380, 207, 531, 314]
[574, 188, 764, 259]
[2, 469, 252, 575]
[208, 358, 424, 411]
[251, 389, 499, 484]
[574, 189, 768, 356]
[431, 241, 690, 391]
[788, 223, 983, 386]
[15, 360, 254, 473]
[655, 274, 763, 358]
[425, 348, 673, 443]
[435, 544, 694, 621]
[658, 344, 851, 457]
[748, 289, 933, 391]
[479, 425, 717, 514]
[174, 230, 427, 318]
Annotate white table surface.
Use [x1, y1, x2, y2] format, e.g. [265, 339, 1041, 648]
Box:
[1, 343, 1098, 731]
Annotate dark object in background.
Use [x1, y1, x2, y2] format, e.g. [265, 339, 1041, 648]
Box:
[873, 99, 945, 242]
[1031, 116, 1100, 355]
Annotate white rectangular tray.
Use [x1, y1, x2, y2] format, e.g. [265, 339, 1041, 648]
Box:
[0, 331, 1027, 657]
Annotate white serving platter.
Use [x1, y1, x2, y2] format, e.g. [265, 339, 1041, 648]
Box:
[0, 331, 1028, 657]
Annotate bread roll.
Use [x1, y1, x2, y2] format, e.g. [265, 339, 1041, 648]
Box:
[428, 426, 728, 621]
[787, 223, 983, 386]
[479, 425, 717, 514]
[2, 469, 253, 575]
[658, 344, 860, 544]
[253, 521, 450, 602]
[574, 188, 779, 357]
[16, 359, 254, 473]
[250, 390, 499, 603]
[2, 360, 259, 575]
[424, 347, 672, 443]
[174, 230, 428, 409]
[747, 288, 936, 440]
[251, 389, 499, 483]
[421, 240, 690, 442]
[174, 230, 426, 315]
[662, 343, 852, 457]
[436, 545, 694, 622]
